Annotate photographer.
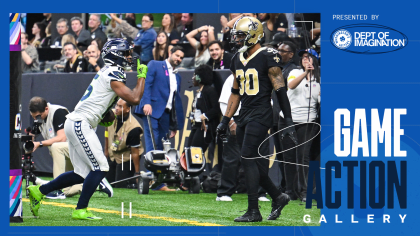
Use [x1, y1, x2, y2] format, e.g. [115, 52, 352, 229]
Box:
[28, 96, 82, 199]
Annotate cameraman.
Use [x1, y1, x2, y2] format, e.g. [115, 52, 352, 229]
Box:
[28, 96, 82, 199]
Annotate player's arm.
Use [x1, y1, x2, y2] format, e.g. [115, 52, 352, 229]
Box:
[111, 79, 145, 105]
[269, 66, 298, 144]
[110, 64, 148, 105]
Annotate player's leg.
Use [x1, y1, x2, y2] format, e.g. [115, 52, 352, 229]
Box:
[69, 120, 110, 219]
[232, 122, 262, 222]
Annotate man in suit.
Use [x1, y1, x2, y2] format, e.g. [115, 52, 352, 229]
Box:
[134, 46, 185, 152]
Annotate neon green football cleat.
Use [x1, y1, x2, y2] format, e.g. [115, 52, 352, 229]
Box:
[27, 185, 45, 217]
[72, 208, 102, 220]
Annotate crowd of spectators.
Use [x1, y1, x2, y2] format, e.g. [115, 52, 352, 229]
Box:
[21, 12, 321, 77]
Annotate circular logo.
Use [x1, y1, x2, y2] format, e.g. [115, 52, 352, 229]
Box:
[333, 29, 352, 49]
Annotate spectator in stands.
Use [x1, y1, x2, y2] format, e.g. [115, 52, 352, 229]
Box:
[91, 37, 105, 51]
[62, 42, 88, 73]
[179, 13, 193, 42]
[160, 14, 180, 44]
[206, 41, 232, 70]
[86, 44, 104, 72]
[172, 13, 182, 32]
[152, 31, 173, 61]
[41, 13, 52, 26]
[186, 25, 215, 68]
[187, 64, 220, 152]
[70, 16, 91, 51]
[51, 18, 69, 47]
[40, 22, 52, 48]
[220, 13, 242, 52]
[30, 22, 46, 48]
[259, 13, 280, 45]
[132, 13, 156, 65]
[109, 13, 138, 41]
[105, 99, 143, 188]
[275, 13, 288, 32]
[21, 33, 39, 73]
[89, 14, 107, 43]
[61, 34, 82, 56]
[280, 50, 320, 202]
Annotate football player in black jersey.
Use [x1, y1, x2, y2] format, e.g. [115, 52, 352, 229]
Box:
[217, 16, 298, 222]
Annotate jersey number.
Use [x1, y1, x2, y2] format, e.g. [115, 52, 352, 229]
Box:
[81, 85, 93, 102]
[236, 69, 259, 96]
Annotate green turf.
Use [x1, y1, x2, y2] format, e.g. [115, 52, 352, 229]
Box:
[12, 180, 320, 226]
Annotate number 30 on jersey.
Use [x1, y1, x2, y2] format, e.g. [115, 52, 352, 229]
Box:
[236, 69, 259, 96]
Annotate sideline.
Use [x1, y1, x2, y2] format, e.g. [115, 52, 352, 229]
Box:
[22, 198, 224, 226]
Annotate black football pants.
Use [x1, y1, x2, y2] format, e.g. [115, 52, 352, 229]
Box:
[236, 121, 282, 210]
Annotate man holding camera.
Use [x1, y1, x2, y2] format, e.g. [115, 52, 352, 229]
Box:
[28, 96, 82, 199]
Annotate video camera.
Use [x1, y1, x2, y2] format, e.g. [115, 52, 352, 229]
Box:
[21, 115, 42, 196]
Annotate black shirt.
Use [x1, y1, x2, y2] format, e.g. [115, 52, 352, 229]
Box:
[168, 28, 180, 42]
[64, 56, 88, 73]
[115, 115, 142, 147]
[230, 47, 282, 128]
[43, 108, 69, 132]
[179, 23, 193, 42]
[206, 51, 233, 70]
[90, 27, 107, 44]
[87, 57, 105, 72]
[51, 35, 63, 47]
[275, 14, 289, 30]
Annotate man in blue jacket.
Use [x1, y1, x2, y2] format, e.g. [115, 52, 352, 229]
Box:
[135, 46, 185, 152]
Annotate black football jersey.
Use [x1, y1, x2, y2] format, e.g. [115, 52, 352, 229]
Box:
[230, 47, 282, 128]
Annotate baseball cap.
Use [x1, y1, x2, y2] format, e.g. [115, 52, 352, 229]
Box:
[298, 48, 319, 60]
[269, 32, 289, 46]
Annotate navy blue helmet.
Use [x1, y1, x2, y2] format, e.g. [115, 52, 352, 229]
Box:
[101, 38, 133, 68]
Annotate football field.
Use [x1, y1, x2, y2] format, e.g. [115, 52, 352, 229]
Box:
[12, 183, 320, 227]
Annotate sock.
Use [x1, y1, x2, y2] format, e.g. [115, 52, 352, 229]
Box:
[76, 171, 107, 209]
[39, 171, 84, 195]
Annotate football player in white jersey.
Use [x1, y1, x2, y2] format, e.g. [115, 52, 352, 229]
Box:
[28, 39, 148, 220]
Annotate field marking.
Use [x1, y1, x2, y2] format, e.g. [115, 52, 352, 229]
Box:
[22, 198, 223, 226]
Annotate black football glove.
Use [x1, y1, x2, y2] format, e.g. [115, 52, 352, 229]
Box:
[281, 118, 298, 145]
[216, 116, 230, 143]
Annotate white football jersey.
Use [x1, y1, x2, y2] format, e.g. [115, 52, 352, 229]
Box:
[67, 65, 126, 127]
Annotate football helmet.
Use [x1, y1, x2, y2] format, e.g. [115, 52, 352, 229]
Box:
[231, 16, 264, 53]
[101, 38, 133, 68]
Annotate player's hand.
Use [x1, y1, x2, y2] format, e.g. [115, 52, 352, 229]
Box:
[281, 118, 298, 145]
[169, 130, 177, 138]
[99, 121, 114, 127]
[137, 60, 148, 79]
[216, 116, 230, 142]
[143, 104, 152, 116]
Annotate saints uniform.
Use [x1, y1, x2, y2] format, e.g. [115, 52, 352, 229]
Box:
[230, 47, 282, 128]
[65, 65, 126, 178]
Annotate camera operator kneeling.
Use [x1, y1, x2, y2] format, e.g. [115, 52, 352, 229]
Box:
[28, 96, 82, 199]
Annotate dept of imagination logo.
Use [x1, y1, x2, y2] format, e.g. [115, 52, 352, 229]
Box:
[330, 24, 408, 54]
[333, 29, 352, 49]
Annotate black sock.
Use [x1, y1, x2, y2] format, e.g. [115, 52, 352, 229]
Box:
[39, 171, 84, 195]
[76, 171, 107, 210]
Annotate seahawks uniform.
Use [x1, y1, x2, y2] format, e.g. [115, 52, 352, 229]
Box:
[65, 65, 126, 178]
[230, 47, 282, 128]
